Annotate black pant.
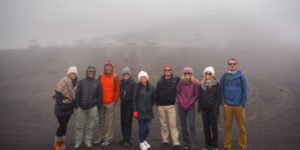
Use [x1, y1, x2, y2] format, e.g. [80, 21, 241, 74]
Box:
[120, 101, 133, 143]
[202, 108, 218, 148]
[56, 115, 71, 137]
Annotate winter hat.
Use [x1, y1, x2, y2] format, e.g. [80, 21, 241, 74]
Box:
[67, 66, 78, 75]
[163, 64, 173, 70]
[183, 67, 193, 75]
[122, 66, 131, 75]
[104, 60, 114, 68]
[138, 71, 149, 81]
[203, 66, 215, 76]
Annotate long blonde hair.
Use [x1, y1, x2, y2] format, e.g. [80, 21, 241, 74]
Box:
[180, 74, 198, 85]
[200, 76, 215, 88]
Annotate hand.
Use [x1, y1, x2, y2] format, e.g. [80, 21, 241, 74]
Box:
[133, 112, 138, 119]
[62, 99, 72, 104]
[224, 104, 228, 107]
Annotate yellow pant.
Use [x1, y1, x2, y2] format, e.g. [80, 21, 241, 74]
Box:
[224, 105, 247, 149]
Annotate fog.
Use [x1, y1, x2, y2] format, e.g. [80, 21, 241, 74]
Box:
[0, 0, 299, 49]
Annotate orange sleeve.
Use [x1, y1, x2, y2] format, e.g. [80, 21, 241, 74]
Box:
[114, 74, 121, 102]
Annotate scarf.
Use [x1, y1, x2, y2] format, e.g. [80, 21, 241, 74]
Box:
[54, 76, 78, 101]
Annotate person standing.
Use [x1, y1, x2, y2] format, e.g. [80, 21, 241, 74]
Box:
[133, 71, 156, 150]
[119, 66, 136, 148]
[198, 66, 221, 150]
[74, 65, 102, 150]
[53, 66, 79, 150]
[94, 61, 120, 146]
[155, 64, 181, 150]
[220, 59, 248, 150]
[177, 67, 199, 150]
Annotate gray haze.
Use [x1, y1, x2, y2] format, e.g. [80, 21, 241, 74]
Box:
[0, 0, 300, 49]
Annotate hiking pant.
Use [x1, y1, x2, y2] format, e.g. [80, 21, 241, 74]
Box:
[120, 101, 133, 143]
[178, 106, 196, 149]
[224, 105, 247, 149]
[75, 106, 98, 146]
[97, 102, 115, 142]
[158, 105, 180, 145]
[138, 119, 152, 143]
[56, 115, 71, 137]
[202, 107, 218, 148]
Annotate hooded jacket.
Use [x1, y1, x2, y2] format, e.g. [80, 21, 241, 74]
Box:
[220, 70, 248, 107]
[197, 79, 221, 114]
[155, 75, 180, 106]
[120, 77, 136, 102]
[76, 66, 103, 109]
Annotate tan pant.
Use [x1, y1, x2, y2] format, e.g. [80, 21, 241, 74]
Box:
[96, 103, 115, 142]
[224, 105, 247, 149]
[158, 105, 180, 145]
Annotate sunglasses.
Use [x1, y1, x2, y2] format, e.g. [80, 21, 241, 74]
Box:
[205, 72, 212, 76]
[228, 63, 237, 66]
[123, 73, 130, 76]
[184, 72, 191, 75]
[164, 69, 172, 72]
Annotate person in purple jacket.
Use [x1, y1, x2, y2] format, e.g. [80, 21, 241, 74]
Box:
[177, 67, 199, 150]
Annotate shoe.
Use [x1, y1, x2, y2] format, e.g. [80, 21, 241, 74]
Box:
[119, 140, 125, 145]
[60, 140, 66, 150]
[212, 148, 219, 150]
[74, 144, 81, 150]
[182, 144, 189, 150]
[86, 143, 92, 150]
[240, 148, 246, 150]
[202, 146, 209, 150]
[161, 142, 169, 149]
[123, 142, 130, 148]
[173, 145, 182, 150]
[53, 141, 61, 150]
[144, 141, 151, 149]
[93, 137, 104, 144]
[223, 148, 231, 150]
[101, 141, 110, 146]
[139, 142, 148, 150]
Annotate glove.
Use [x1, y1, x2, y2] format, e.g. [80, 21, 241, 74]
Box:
[133, 112, 138, 119]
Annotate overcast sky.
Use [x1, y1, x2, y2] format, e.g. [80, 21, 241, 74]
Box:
[0, 0, 299, 49]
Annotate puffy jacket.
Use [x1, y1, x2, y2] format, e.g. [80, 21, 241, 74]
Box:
[155, 75, 179, 106]
[197, 80, 221, 114]
[220, 70, 248, 107]
[98, 72, 120, 103]
[132, 82, 156, 120]
[120, 77, 136, 103]
[76, 66, 103, 109]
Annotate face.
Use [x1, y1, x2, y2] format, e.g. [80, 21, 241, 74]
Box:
[69, 73, 77, 80]
[204, 71, 212, 80]
[105, 65, 113, 74]
[228, 60, 237, 72]
[184, 72, 192, 79]
[88, 71, 95, 78]
[123, 74, 130, 80]
[164, 67, 173, 76]
[140, 76, 147, 84]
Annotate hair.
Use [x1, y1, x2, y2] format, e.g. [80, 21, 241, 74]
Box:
[200, 76, 215, 88]
[180, 74, 197, 85]
[228, 58, 237, 64]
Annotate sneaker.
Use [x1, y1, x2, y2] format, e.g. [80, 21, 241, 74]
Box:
[213, 148, 219, 150]
[202, 146, 209, 150]
[86, 143, 92, 148]
[223, 148, 231, 150]
[74, 144, 81, 150]
[53, 141, 60, 150]
[161, 142, 169, 149]
[93, 138, 104, 144]
[144, 141, 151, 149]
[101, 141, 110, 147]
[240, 148, 246, 150]
[123, 142, 130, 148]
[139, 142, 148, 150]
[173, 145, 182, 150]
[182, 144, 189, 150]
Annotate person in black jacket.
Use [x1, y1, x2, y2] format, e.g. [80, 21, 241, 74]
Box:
[119, 66, 136, 148]
[53, 66, 79, 150]
[155, 64, 181, 150]
[198, 66, 221, 150]
[74, 65, 102, 150]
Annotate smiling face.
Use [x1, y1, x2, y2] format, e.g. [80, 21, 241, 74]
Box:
[123, 73, 130, 81]
[228, 59, 237, 72]
[184, 72, 192, 79]
[140, 76, 147, 85]
[164, 67, 173, 78]
[69, 73, 77, 80]
[204, 71, 212, 80]
[88, 71, 95, 78]
[105, 65, 113, 74]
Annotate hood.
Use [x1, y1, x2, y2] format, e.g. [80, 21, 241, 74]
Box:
[122, 66, 131, 75]
[228, 70, 242, 80]
[86, 65, 96, 79]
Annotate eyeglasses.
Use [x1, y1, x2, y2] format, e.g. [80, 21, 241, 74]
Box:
[184, 72, 191, 75]
[205, 72, 212, 76]
[228, 63, 237, 66]
[164, 69, 172, 72]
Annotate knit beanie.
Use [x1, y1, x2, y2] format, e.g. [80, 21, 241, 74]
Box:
[163, 64, 173, 70]
[104, 60, 114, 68]
[67, 66, 78, 75]
[122, 66, 131, 75]
[203, 66, 215, 76]
[183, 67, 193, 75]
[138, 71, 149, 81]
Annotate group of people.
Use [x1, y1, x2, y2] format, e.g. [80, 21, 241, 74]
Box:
[52, 59, 248, 150]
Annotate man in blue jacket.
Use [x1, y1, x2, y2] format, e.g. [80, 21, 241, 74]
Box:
[220, 59, 248, 150]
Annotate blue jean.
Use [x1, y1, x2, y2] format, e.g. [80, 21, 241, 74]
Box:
[138, 119, 152, 143]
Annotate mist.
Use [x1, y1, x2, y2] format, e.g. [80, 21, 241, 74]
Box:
[0, 0, 299, 49]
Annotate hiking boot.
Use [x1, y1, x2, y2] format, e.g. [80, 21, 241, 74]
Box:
[161, 142, 170, 149]
[144, 141, 151, 149]
[93, 137, 104, 145]
[139, 142, 148, 150]
[123, 142, 130, 148]
[173, 145, 182, 150]
[60, 140, 66, 150]
[101, 141, 110, 146]
[53, 141, 60, 150]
